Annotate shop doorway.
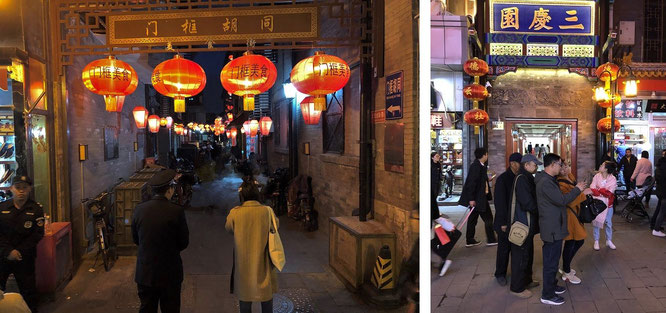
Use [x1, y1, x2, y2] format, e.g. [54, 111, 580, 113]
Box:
[505, 118, 578, 175]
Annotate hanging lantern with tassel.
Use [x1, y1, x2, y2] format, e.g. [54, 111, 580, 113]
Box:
[220, 51, 277, 111]
[132, 106, 149, 129]
[259, 116, 272, 136]
[300, 96, 323, 125]
[151, 55, 206, 113]
[290, 51, 350, 111]
[82, 56, 139, 112]
[147, 115, 160, 133]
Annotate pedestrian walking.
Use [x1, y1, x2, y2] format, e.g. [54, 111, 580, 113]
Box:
[226, 181, 279, 313]
[591, 161, 617, 251]
[620, 148, 637, 190]
[0, 176, 44, 313]
[507, 154, 541, 298]
[431, 152, 442, 221]
[458, 147, 497, 247]
[492, 152, 522, 286]
[652, 157, 666, 237]
[432, 216, 460, 277]
[535, 154, 586, 306]
[557, 161, 588, 284]
[527, 142, 533, 155]
[132, 169, 190, 313]
[632, 151, 653, 205]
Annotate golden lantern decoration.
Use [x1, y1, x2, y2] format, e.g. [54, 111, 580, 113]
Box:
[82, 56, 139, 112]
[132, 106, 149, 129]
[290, 51, 351, 111]
[596, 62, 620, 82]
[597, 117, 621, 134]
[215, 117, 223, 127]
[151, 55, 206, 113]
[160, 117, 167, 127]
[174, 124, 183, 135]
[220, 51, 277, 111]
[259, 116, 272, 136]
[230, 126, 238, 146]
[227, 112, 234, 122]
[249, 120, 259, 137]
[300, 96, 323, 125]
[463, 57, 489, 83]
[147, 115, 160, 133]
[214, 130, 221, 136]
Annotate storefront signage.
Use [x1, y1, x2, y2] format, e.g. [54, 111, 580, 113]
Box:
[490, 0, 595, 36]
[372, 110, 385, 123]
[646, 100, 666, 112]
[614, 100, 643, 119]
[431, 113, 446, 129]
[492, 121, 505, 130]
[385, 71, 403, 120]
[108, 6, 318, 45]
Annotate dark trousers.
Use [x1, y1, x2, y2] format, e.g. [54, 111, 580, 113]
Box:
[0, 258, 37, 311]
[494, 231, 511, 278]
[562, 239, 584, 273]
[624, 174, 635, 190]
[542, 240, 564, 298]
[239, 299, 273, 313]
[510, 234, 534, 293]
[466, 203, 496, 244]
[432, 229, 462, 266]
[137, 283, 182, 313]
[652, 197, 666, 230]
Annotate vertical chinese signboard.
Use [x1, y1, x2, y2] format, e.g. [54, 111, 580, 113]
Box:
[487, 0, 597, 69]
[385, 71, 403, 120]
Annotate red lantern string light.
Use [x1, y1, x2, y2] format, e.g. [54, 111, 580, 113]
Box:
[147, 115, 160, 133]
[225, 128, 231, 138]
[597, 117, 621, 134]
[290, 51, 350, 111]
[151, 55, 206, 113]
[463, 57, 489, 84]
[464, 109, 490, 126]
[242, 121, 251, 134]
[300, 96, 323, 125]
[220, 51, 277, 111]
[82, 56, 138, 112]
[249, 120, 259, 137]
[462, 58, 490, 134]
[230, 127, 238, 146]
[215, 117, 223, 127]
[174, 124, 183, 135]
[259, 116, 272, 136]
[227, 112, 234, 122]
[596, 62, 620, 82]
[132, 106, 149, 129]
[166, 116, 173, 129]
[160, 117, 167, 127]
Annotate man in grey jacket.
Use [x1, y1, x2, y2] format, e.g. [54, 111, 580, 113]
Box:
[535, 153, 586, 306]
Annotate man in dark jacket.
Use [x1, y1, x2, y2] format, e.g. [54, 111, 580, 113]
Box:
[493, 153, 522, 286]
[620, 148, 638, 190]
[535, 154, 586, 306]
[132, 169, 190, 313]
[459, 147, 497, 246]
[431, 152, 442, 221]
[507, 154, 542, 298]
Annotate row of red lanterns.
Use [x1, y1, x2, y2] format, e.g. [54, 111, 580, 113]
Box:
[83, 51, 350, 114]
[462, 58, 490, 132]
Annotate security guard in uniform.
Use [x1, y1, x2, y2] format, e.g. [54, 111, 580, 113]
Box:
[0, 175, 44, 312]
[132, 169, 189, 313]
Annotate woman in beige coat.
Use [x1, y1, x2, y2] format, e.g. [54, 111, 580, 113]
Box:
[225, 181, 278, 313]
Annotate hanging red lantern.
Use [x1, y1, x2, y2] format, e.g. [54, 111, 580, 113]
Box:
[160, 117, 167, 127]
[462, 83, 489, 102]
[174, 124, 183, 135]
[242, 121, 251, 134]
[597, 117, 621, 134]
[596, 62, 620, 82]
[597, 94, 622, 109]
[464, 109, 489, 126]
[290, 51, 350, 111]
[260, 116, 273, 136]
[225, 128, 231, 138]
[463, 57, 489, 78]
[230, 127, 238, 146]
[166, 116, 173, 129]
[220, 51, 277, 111]
[249, 120, 259, 137]
[227, 112, 234, 121]
[132, 106, 149, 129]
[219, 125, 226, 133]
[215, 117, 223, 127]
[151, 55, 206, 113]
[147, 115, 160, 133]
[82, 56, 139, 112]
[300, 96, 323, 125]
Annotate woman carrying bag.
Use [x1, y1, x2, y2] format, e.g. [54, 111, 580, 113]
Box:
[226, 181, 283, 313]
[591, 161, 618, 251]
[557, 161, 589, 284]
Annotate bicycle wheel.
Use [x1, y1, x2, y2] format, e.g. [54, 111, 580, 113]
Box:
[97, 225, 111, 272]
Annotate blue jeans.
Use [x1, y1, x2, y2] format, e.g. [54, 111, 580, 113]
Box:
[593, 206, 613, 241]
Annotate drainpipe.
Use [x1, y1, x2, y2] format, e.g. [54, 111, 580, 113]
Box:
[288, 96, 298, 179]
[359, 1, 374, 222]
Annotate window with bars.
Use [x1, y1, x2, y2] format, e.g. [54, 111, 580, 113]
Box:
[644, 0, 665, 62]
[323, 88, 344, 153]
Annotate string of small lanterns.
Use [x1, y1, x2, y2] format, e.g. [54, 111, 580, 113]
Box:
[462, 57, 490, 134]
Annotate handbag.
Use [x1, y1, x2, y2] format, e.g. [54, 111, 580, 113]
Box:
[508, 174, 530, 246]
[267, 207, 286, 271]
[578, 195, 606, 223]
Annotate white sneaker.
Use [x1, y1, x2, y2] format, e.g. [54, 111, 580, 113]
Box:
[607, 240, 616, 250]
[653, 230, 666, 237]
[559, 268, 576, 276]
[594, 241, 600, 251]
[562, 271, 581, 284]
[439, 260, 452, 277]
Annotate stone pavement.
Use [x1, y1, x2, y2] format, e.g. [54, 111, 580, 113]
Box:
[34, 170, 406, 313]
[432, 198, 666, 313]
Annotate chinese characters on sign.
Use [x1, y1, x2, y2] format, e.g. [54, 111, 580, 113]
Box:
[646, 100, 666, 112]
[228, 64, 270, 80]
[385, 71, 403, 120]
[431, 113, 445, 128]
[109, 7, 318, 45]
[491, 1, 594, 35]
[614, 100, 643, 119]
[87, 66, 133, 81]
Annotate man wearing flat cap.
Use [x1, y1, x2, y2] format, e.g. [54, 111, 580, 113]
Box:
[132, 169, 189, 313]
[0, 175, 44, 312]
[492, 152, 522, 287]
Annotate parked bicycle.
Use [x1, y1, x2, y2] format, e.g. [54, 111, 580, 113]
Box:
[172, 158, 198, 207]
[83, 191, 115, 272]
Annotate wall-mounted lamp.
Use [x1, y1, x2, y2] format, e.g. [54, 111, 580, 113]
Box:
[133, 142, 138, 152]
[78, 144, 88, 162]
[304, 142, 310, 155]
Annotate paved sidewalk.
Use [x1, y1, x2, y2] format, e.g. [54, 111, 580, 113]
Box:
[432, 198, 666, 313]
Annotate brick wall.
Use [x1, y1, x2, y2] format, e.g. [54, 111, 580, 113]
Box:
[66, 54, 147, 258]
[487, 70, 597, 180]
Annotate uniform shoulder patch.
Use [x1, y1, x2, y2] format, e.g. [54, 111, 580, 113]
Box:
[24, 221, 33, 228]
[26, 212, 34, 215]
[1, 211, 9, 214]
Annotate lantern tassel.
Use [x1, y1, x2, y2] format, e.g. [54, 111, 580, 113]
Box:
[474, 125, 480, 134]
[314, 96, 326, 111]
[174, 98, 186, 113]
[115, 96, 126, 112]
[243, 96, 255, 111]
[104, 95, 118, 112]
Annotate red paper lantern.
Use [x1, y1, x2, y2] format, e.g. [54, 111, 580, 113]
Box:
[132, 106, 149, 129]
[597, 94, 622, 109]
[147, 115, 160, 133]
[166, 116, 173, 129]
[290, 51, 350, 111]
[230, 127, 238, 146]
[174, 124, 183, 135]
[463, 57, 489, 77]
[220, 51, 277, 111]
[225, 129, 231, 138]
[260, 117, 272, 136]
[214, 130, 221, 136]
[160, 117, 167, 127]
[597, 117, 621, 134]
[462, 83, 489, 102]
[215, 117, 223, 127]
[82, 56, 139, 112]
[464, 109, 489, 126]
[300, 96, 323, 125]
[227, 112, 234, 121]
[249, 120, 259, 137]
[241, 121, 250, 135]
[152, 55, 206, 113]
[596, 62, 620, 82]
